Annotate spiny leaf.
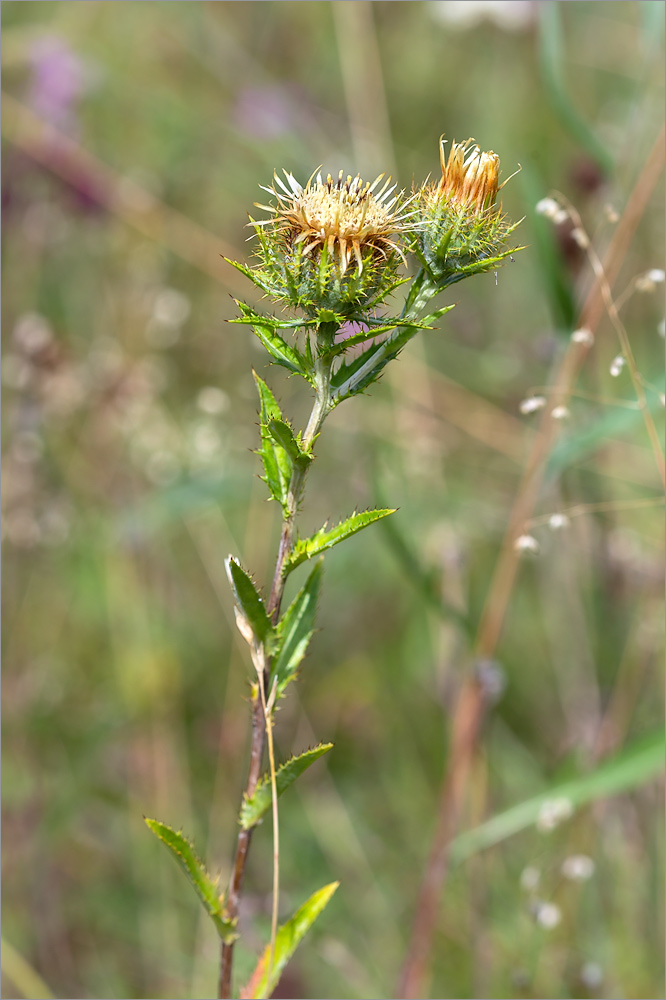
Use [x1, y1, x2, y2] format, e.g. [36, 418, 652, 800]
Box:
[253, 324, 307, 375]
[235, 302, 311, 378]
[240, 882, 339, 999]
[253, 371, 292, 511]
[145, 818, 237, 942]
[271, 560, 322, 698]
[329, 316, 438, 358]
[239, 743, 334, 830]
[331, 325, 423, 401]
[268, 419, 312, 469]
[226, 556, 273, 646]
[284, 508, 396, 574]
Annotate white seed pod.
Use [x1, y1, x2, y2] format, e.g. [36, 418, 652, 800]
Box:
[609, 355, 625, 377]
[535, 197, 560, 219]
[571, 227, 589, 249]
[536, 796, 573, 832]
[514, 534, 539, 555]
[571, 327, 594, 346]
[535, 902, 562, 929]
[551, 405, 570, 420]
[561, 854, 595, 881]
[548, 513, 570, 531]
[519, 395, 546, 415]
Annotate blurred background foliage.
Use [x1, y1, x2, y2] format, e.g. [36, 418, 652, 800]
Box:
[1, 2, 664, 999]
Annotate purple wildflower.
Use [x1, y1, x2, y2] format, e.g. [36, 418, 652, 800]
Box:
[28, 36, 86, 132]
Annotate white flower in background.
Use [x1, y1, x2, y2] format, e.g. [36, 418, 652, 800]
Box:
[519, 394, 546, 414]
[514, 534, 539, 555]
[561, 854, 595, 881]
[197, 386, 230, 415]
[520, 866, 540, 891]
[146, 287, 191, 348]
[635, 268, 665, 292]
[548, 513, 570, 531]
[431, 1, 534, 32]
[580, 962, 604, 988]
[534, 901, 562, 929]
[513, 535, 539, 556]
[536, 796, 573, 832]
[535, 197, 560, 219]
[609, 354, 625, 377]
[571, 327, 594, 346]
[13, 312, 53, 354]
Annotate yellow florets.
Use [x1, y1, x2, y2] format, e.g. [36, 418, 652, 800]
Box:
[256, 169, 412, 274]
[430, 137, 502, 214]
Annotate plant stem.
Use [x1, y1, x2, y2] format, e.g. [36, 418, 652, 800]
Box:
[219, 360, 333, 1000]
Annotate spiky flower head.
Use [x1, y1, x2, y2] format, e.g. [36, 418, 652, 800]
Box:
[416, 137, 522, 285]
[247, 169, 412, 321]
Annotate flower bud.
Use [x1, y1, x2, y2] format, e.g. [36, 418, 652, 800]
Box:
[415, 136, 522, 284]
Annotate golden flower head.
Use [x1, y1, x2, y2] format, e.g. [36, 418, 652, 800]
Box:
[436, 137, 501, 213]
[417, 135, 522, 283]
[256, 169, 412, 275]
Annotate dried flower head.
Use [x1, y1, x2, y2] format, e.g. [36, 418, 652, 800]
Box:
[259, 169, 411, 275]
[417, 136, 522, 284]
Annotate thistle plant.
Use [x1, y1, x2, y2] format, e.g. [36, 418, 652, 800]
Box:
[145, 137, 522, 1000]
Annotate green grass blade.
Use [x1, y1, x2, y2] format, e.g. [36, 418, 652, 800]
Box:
[239, 742, 334, 830]
[0, 938, 54, 1000]
[241, 882, 339, 999]
[451, 729, 665, 863]
[145, 819, 237, 942]
[538, 2, 613, 174]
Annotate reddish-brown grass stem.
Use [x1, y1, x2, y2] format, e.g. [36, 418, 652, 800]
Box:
[398, 126, 664, 1000]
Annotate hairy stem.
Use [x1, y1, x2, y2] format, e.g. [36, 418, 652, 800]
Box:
[219, 357, 333, 999]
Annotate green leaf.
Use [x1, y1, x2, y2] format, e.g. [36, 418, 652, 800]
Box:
[239, 743, 334, 830]
[253, 372, 292, 511]
[331, 309, 454, 402]
[226, 556, 273, 645]
[251, 320, 309, 377]
[145, 818, 237, 942]
[241, 882, 339, 999]
[284, 508, 396, 574]
[450, 728, 665, 864]
[268, 419, 312, 469]
[271, 560, 322, 697]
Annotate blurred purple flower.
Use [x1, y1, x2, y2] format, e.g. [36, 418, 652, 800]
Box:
[28, 36, 86, 131]
[335, 321, 371, 346]
[233, 85, 295, 139]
